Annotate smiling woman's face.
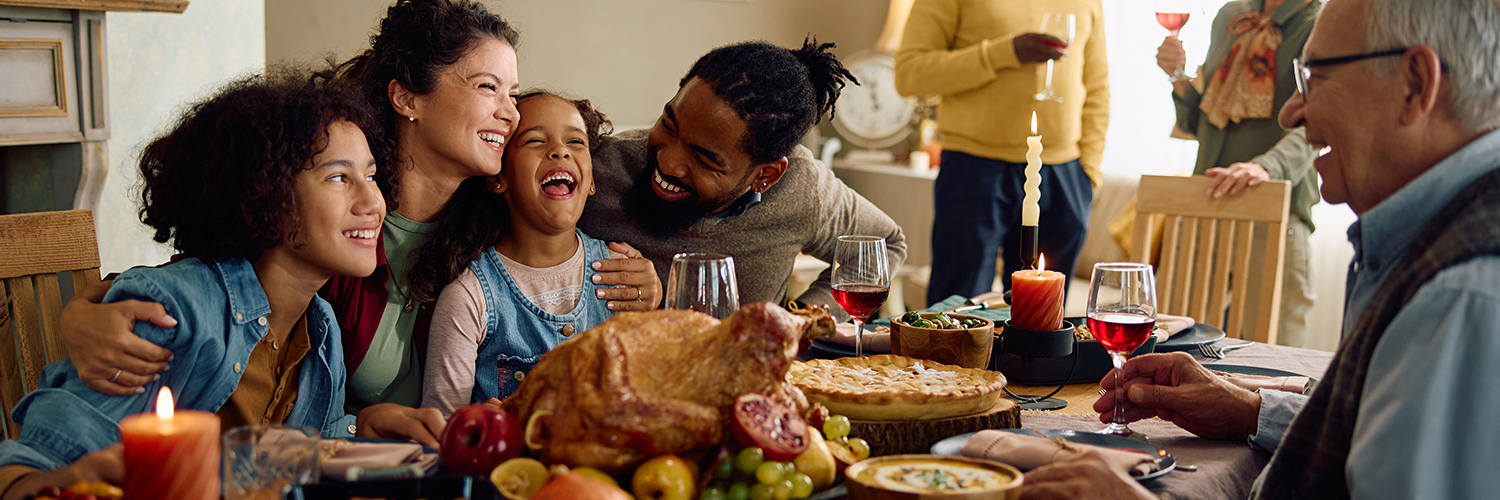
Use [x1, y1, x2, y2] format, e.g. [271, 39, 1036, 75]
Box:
[406, 37, 521, 179]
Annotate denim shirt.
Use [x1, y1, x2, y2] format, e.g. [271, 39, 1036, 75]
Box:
[471, 230, 614, 400]
[0, 258, 356, 473]
[1249, 129, 1500, 499]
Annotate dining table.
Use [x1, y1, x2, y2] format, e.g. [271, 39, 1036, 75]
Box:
[804, 301, 1335, 500]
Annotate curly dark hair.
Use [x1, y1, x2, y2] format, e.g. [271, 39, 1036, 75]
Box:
[407, 90, 612, 303]
[336, 0, 520, 168]
[137, 68, 393, 262]
[680, 36, 858, 165]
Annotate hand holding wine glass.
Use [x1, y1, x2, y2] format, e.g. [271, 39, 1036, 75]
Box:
[1156, 0, 1194, 82]
[832, 236, 891, 357]
[1087, 262, 1157, 439]
[1032, 12, 1076, 102]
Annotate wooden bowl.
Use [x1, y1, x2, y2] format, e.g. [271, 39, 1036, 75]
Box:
[845, 454, 1023, 500]
[890, 313, 995, 369]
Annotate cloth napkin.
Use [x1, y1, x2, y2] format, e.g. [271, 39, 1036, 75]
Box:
[825, 323, 892, 353]
[960, 430, 1158, 477]
[319, 439, 439, 480]
[1156, 313, 1195, 336]
[1213, 370, 1310, 394]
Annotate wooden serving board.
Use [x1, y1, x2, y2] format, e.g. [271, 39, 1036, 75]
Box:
[851, 397, 1020, 457]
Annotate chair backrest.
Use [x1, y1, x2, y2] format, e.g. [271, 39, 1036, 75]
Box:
[1130, 176, 1291, 345]
[0, 210, 101, 440]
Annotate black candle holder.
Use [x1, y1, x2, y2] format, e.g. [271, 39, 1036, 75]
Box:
[994, 319, 1079, 411]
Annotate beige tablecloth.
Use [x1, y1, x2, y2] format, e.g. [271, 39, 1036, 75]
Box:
[1019, 342, 1334, 500]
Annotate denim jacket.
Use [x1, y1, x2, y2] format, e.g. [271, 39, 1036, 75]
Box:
[472, 230, 613, 400]
[0, 258, 356, 472]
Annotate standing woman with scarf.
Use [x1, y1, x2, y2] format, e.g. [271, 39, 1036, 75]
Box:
[1157, 0, 1322, 347]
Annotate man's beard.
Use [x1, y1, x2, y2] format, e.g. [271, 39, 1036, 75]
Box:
[623, 158, 742, 238]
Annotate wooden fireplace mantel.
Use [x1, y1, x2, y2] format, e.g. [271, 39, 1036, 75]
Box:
[0, 1, 187, 14]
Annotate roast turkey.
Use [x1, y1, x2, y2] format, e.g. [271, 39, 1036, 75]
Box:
[502, 302, 836, 472]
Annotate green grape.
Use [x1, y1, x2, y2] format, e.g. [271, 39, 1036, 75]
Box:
[749, 483, 775, 500]
[789, 473, 814, 499]
[847, 437, 871, 460]
[831, 435, 849, 447]
[727, 482, 751, 500]
[755, 461, 784, 485]
[780, 461, 798, 480]
[734, 447, 765, 475]
[700, 487, 728, 500]
[822, 415, 851, 440]
[772, 479, 795, 500]
[715, 456, 735, 479]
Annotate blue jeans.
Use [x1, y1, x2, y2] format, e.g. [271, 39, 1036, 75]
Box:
[926, 151, 1093, 305]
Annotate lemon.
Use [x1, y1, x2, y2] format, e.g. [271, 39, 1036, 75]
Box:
[491, 457, 550, 500]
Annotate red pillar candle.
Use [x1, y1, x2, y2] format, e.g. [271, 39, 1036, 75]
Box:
[120, 388, 220, 500]
[1010, 254, 1066, 331]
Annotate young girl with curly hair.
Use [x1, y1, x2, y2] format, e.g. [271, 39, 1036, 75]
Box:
[421, 91, 654, 414]
[0, 70, 430, 499]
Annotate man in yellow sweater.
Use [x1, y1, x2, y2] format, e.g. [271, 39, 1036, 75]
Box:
[896, 0, 1109, 304]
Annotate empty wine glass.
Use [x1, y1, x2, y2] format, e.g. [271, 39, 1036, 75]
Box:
[666, 253, 740, 319]
[1087, 262, 1157, 439]
[832, 236, 891, 357]
[1033, 12, 1076, 102]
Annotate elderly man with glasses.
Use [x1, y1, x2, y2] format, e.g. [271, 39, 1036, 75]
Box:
[1021, 0, 1500, 499]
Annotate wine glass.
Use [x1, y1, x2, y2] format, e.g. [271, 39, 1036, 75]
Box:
[832, 236, 891, 357]
[1156, 0, 1194, 82]
[1087, 262, 1157, 438]
[1032, 12, 1076, 102]
[666, 253, 740, 319]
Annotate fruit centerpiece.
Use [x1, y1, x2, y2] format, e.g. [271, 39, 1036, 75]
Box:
[438, 303, 877, 500]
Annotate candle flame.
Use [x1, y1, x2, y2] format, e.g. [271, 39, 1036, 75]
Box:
[1039, 254, 1046, 271]
[156, 387, 174, 419]
[1030, 112, 1037, 135]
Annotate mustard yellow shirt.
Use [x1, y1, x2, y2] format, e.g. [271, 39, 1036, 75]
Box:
[895, 0, 1110, 187]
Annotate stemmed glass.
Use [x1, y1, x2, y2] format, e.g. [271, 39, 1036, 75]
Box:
[1157, 0, 1194, 82]
[666, 253, 740, 319]
[1087, 262, 1157, 438]
[831, 236, 891, 357]
[1033, 12, 1076, 102]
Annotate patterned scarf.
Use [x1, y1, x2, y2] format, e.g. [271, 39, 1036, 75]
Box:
[1199, 9, 1283, 128]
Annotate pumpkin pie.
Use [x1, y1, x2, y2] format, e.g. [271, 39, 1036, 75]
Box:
[788, 355, 1007, 421]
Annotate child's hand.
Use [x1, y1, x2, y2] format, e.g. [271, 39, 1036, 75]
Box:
[591, 242, 662, 311]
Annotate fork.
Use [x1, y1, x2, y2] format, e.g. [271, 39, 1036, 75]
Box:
[1199, 342, 1253, 359]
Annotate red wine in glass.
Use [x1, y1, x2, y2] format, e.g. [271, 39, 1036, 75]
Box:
[1087, 311, 1156, 353]
[1156, 12, 1190, 35]
[833, 283, 890, 321]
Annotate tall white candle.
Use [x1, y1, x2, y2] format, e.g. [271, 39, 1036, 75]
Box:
[1022, 112, 1043, 226]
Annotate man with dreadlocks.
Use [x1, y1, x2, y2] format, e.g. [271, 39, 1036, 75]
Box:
[580, 38, 907, 320]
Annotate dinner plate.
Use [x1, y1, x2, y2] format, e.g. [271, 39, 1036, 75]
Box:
[1154, 323, 1227, 351]
[929, 429, 1176, 482]
[1205, 363, 1320, 395]
[809, 324, 889, 357]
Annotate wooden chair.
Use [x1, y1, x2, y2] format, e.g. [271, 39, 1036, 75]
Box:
[0, 210, 101, 440]
[1130, 176, 1291, 345]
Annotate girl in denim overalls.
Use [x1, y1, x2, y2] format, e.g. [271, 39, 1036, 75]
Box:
[422, 92, 653, 415]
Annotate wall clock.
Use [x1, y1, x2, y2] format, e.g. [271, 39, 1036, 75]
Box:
[832, 51, 918, 151]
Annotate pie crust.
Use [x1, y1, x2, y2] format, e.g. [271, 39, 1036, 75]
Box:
[788, 355, 1007, 421]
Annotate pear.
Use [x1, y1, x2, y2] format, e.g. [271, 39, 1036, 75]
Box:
[792, 431, 837, 490]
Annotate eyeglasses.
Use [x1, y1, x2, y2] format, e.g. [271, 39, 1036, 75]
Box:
[1292, 48, 1410, 100]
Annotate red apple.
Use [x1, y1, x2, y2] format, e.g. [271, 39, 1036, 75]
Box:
[439, 403, 524, 476]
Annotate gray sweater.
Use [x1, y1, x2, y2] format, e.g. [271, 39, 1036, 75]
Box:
[580, 129, 908, 320]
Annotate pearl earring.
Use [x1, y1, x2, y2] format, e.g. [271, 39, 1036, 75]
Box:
[408, 116, 416, 122]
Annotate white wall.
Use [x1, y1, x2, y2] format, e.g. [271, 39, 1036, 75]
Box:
[1098, 0, 1353, 351]
[265, 0, 888, 130]
[98, 1, 267, 274]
